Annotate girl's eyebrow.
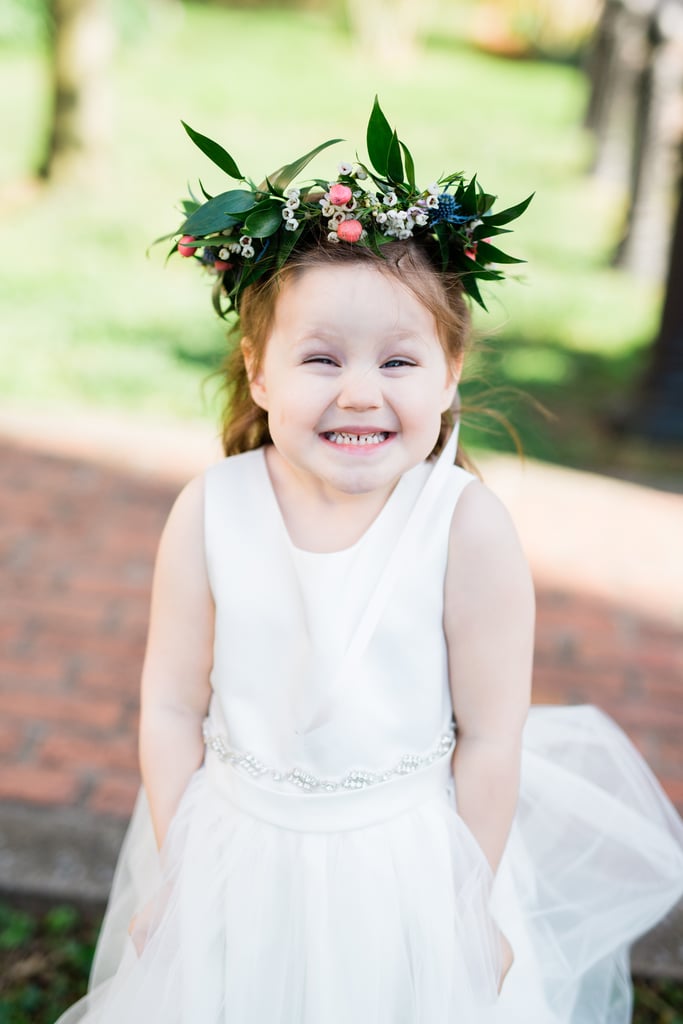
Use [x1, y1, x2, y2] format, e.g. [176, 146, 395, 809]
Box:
[386, 331, 427, 344]
[289, 334, 435, 364]
[291, 327, 342, 345]
[382, 333, 433, 353]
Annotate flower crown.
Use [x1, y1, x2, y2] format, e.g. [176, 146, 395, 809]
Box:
[158, 98, 532, 315]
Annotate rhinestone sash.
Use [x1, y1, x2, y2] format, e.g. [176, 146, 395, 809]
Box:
[202, 718, 455, 795]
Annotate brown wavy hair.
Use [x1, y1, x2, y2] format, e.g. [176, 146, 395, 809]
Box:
[219, 237, 477, 469]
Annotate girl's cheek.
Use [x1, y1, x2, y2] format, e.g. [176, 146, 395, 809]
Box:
[295, 377, 337, 401]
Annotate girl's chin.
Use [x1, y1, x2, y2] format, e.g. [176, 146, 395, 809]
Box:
[317, 464, 403, 499]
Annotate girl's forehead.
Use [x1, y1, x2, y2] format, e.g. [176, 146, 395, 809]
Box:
[274, 262, 437, 331]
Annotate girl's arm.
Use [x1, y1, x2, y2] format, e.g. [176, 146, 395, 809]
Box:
[444, 480, 534, 875]
[139, 475, 214, 850]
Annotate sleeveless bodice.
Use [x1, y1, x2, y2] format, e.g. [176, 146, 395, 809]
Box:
[203, 446, 475, 784]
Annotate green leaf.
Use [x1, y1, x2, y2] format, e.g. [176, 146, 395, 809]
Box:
[366, 169, 392, 194]
[365, 229, 389, 258]
[181, 190, 257, 236]
[471, 223, 511, 241]
[263, 139, 343, 194]
[235, 260, 271, 297]
[217, 190, 257, 214]
[243, 201, 283, 238]
[176, 237, 223, 249]
[461, 273, 487, 311]
[485, 192, 534, 226]
[386, 130, 404, 184]
[212, 276, 229, 318]
[476, 241, 525, 265]
[276, 223, 304, 268]
[198, 179, 214, 201]
[366, 96, 393, 177]
[462, 174, 478, 210]
[476, 191, 496, 215]
[433, 223, 450, 270]
[400, 142, 416, 190]
[440, 171, 466, 188]
[180, 198, 200, 217]
[148, 230, 182, 249]
[181, 121, 244, 180]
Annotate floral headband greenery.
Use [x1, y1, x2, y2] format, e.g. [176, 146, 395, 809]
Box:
[157, 98, 532, 314]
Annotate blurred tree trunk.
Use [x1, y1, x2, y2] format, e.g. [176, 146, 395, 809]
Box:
[585, 0, 683, 283]
[630, 170, 683, 440]
[586, 0, 654, 188]
[584, 0, 622, 134]
[615, 12, 683, 279]
[38, 0, 115, 185]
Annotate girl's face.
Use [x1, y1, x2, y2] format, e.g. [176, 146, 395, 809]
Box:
[245, 263, 459, 501]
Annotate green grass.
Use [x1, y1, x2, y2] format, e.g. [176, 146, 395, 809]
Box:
[0, 898, 681, 1024]
[0, 3, 670, 472]
[0, 900, 100, 1024]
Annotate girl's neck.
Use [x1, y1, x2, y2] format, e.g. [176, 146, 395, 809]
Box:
[263, 446, 401, 554]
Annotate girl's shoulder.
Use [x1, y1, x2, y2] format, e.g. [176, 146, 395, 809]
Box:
[446, 471, 532, 591]
[160, 448, 262, 545]
[448, 472, 519, 548]
[158, 449, 266, 573]
[159, 472, 206, 549]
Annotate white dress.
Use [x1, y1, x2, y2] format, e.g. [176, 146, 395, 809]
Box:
[56, 439, 683, 1024]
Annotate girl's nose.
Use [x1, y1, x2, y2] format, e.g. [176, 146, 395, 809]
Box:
[336, 369, 383, 410]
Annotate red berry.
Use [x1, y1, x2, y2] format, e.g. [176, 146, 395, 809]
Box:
[329, 183, 353, 206]
[214, 260, 233, 272]
[178, 235, 196, 257]
[337, 219, 363, 243]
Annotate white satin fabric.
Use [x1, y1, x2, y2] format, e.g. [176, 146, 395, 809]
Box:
[55, 441, 683, 1024]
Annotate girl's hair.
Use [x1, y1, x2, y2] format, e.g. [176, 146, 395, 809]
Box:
[219, 237, 475, 469]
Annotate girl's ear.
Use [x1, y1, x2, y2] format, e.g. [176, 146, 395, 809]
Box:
[241, 337, 269, 411]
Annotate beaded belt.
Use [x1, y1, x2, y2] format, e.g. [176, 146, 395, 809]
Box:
[203, 720, 456, 832]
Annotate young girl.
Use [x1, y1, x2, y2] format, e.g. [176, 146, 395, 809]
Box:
[57, 102, 683, 1024]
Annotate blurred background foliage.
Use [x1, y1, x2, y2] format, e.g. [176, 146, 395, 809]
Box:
[0, 0, 679, 476]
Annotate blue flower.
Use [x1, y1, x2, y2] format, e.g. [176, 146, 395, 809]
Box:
[200, 246, 219, 265]
[430, 194, 471, 227]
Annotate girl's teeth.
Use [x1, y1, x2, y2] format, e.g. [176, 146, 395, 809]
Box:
[327, 431, 389, 446]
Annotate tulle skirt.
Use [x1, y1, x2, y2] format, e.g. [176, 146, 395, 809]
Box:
[55, 706, 683, 1024]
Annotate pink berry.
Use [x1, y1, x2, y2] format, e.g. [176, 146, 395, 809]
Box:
[214, 259, 233, 272]
[178, 235, 196, 257]
[329, 183, 353, 206]
[337, 219, 363, 243]
[464, 243, 478, 260]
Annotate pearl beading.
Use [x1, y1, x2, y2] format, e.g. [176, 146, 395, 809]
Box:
[202, 719, 455, 794]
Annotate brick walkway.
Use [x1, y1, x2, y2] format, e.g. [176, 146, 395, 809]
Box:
[1, 408, 682, 826]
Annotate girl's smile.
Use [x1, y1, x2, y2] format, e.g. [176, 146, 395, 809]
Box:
[320, 429, 393, 449]
[244, 262, 459, 519]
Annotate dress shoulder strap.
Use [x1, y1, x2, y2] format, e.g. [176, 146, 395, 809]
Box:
[203, 449, 277, 598]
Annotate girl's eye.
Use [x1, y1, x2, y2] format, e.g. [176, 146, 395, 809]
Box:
[303, 356, 338, 366]
[382, 358, 415, 369]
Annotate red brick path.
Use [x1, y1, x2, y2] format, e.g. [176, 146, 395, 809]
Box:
[1, 415, 682, 819]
